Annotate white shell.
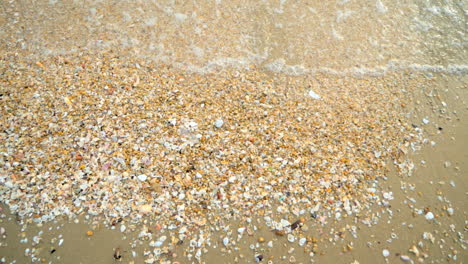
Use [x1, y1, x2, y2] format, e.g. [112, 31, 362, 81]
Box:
[223, 237, 229, 246]
[298, 237, 307, 246]
[425, 212, 434, 220]
[137, 174, 148, 181]
[214, 119, 224, 128]
[308, 90, 321, 99]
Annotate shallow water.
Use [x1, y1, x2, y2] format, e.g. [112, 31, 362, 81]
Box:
[1, 0, 466, 74]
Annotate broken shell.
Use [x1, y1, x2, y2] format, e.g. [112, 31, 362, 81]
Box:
[137, 174, 148, 182]
[114, 248, 122, 260]
[222, 237, 229, 246]
[424, 212, 434, 220]
[287, 234, 295, 243]
[409, 245, 420, 257]
[290, 220, 303, 230]
[139, 204, 152, 214]
[298, 237, 307, 246]
[446, 208, 454, 216]
[274, 230, 286, 236]
[214, 119, 224, 128]
[400, 255, 411, 262]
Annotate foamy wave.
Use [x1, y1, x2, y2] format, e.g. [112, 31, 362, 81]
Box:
[177, 56, 468, 76]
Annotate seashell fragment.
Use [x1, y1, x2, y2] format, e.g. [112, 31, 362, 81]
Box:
[139, 204, 152, 214]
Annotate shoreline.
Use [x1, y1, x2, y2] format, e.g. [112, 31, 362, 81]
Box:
[0, 52, 466, 263]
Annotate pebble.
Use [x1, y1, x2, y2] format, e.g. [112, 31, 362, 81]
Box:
[120, 225, 126, 232]
[86, 230, 94, 236]
[382, 249, 390, 257]
[400, 255, 411, 262]
[425, 212, 434, 220]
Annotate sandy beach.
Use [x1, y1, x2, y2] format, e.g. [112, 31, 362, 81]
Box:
[0, 1, 466, 263]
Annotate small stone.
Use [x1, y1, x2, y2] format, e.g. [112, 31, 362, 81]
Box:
[382, 249, 390, 257]
[258, 237, 265, 243]
[267, 241, 273, 248]
[237, 227, 246, 234]
[400, 255, 411, 262]
[287, 234, 295, 243]
[214, 119, 224, 128]
[120, 225, 126, 233]
[425, 212, 434, 220]
[422, 118, 429, 124]
[86, 230, 94, 236]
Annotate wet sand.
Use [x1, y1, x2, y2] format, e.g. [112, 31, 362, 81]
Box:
[1, 69, 466, 263]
